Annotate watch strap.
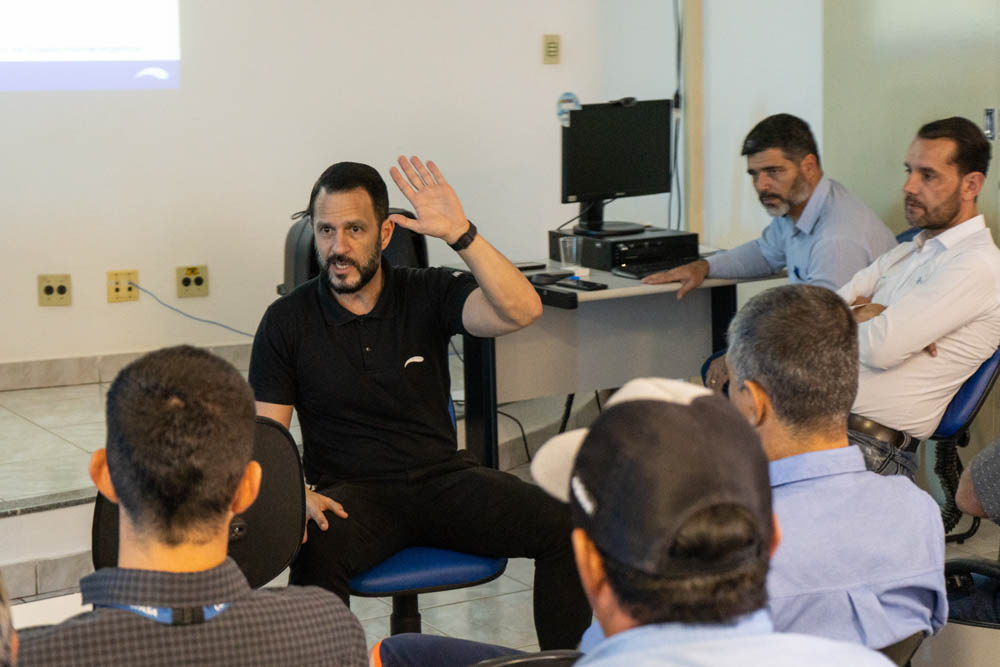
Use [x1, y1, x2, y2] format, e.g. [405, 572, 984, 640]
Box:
[448, 220, 478, 252]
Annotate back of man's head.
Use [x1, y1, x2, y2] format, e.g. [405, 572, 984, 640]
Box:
[292, 161, 389, 224]
[741, 113, 821, 167]
[105, 345, 255, 546]
[532, 378, 773, 627]
[727, 284, 858, 435]
[917, 116, 991, 178]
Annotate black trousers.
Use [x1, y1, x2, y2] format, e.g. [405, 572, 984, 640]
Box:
[289, 452, 592, 650]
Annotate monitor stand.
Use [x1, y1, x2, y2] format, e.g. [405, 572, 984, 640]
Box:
[573, 200, 646, 237]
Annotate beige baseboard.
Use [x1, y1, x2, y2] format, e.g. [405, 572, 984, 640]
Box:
[0, 344, 253, 392]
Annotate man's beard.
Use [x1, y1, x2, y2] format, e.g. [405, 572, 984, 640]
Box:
[318, 240, 381, 295]
[759, 171, 811, 217]
[904, 186, 961, 231]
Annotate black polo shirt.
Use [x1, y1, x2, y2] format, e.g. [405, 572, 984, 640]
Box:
[249, 260, 478, 483]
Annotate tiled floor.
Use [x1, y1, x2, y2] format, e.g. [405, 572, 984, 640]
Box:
[0, 384, 105, 502]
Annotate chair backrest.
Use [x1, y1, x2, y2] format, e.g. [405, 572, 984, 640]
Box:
[932, 347, 1000, 441]
[91, 416, 304, 588]
[472, 650, 583, 666]
[277, 208, 426, 295]
[896, 227, 921, 243]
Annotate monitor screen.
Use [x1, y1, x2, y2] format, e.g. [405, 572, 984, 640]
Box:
[561, 99, 672, 204]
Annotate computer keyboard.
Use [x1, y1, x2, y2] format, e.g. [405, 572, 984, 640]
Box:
[611, 258, 695, 280]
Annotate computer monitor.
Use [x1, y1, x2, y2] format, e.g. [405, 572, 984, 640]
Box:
[561, 98, 672, 237]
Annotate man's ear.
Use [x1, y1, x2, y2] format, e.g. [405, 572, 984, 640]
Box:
[769, 513, 782, 558]
[379, 217, 395, 251]
[571, 528, 606, 606]
[799, 153, 820, 178]
[231, 461, 262, 515]
[89, 449, 119, 504]
[961, 171, 986, 202]
[743, 380, 771, 428]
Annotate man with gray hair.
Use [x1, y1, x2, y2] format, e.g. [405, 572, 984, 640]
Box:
[725, 284, 946, 649]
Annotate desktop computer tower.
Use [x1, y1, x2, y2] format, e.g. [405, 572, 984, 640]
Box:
[548, 228, 699, 272]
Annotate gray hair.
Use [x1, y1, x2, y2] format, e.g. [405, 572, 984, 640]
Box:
[0, 573, 12, 666]
[727, 284, 858, 432]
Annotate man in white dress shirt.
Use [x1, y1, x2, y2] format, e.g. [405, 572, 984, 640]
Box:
[838, 116, 1000, 477]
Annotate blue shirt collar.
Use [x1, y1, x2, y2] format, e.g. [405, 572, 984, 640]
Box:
[769, 445, 867, 488]
[585, 610, 773, 662]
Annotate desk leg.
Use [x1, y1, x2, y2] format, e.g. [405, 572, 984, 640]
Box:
[711, 285, 738, 353]
[462, 334, 499, 469]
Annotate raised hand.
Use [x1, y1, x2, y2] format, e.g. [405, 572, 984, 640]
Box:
[389, 156, 469, 244]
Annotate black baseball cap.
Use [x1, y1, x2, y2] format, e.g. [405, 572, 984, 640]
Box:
[531, 378, 772, 578]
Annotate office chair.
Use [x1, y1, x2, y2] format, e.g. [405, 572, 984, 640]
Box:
[91, 416, 305, 589]
[277, 207, 428, 295]
[896, 227, 921, 244]
[909, 560, 1000, 666]
[931, 347, 1000, 543]
[472, 650, 583, 666]
[348, 400, 508, 635]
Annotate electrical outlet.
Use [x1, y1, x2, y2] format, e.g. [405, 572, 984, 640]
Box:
[107, 270, 139, 303]
[176, 265, 209, 298]
[38, 274, 71, 306]
[543, 34, 561, 65]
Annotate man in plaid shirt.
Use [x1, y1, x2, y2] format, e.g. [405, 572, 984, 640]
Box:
[18, 346, 366, 666]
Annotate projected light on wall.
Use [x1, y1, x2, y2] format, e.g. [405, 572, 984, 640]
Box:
[0, 0, 180, 91]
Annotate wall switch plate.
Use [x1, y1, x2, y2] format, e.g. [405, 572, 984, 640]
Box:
[38, 274, 71, 306]
[107, 270, 139, 303]
[543, 34, 561, 64]
[176, 265, 209, 298]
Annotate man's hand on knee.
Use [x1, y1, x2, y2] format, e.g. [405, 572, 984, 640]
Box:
[303, 488, 348, 543]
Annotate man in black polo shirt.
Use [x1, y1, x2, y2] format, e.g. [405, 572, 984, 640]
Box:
[249, 157, 591, 648]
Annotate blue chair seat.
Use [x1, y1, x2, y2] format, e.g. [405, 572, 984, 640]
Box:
[349, 547, 507, 635]
[350, 547, 507, 596]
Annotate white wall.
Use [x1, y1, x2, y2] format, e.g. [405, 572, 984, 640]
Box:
[701, 0, 823, 251]
[1, 0, 683, 363]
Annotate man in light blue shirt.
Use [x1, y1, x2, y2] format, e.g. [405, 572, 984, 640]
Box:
[646, 113, 895, 295]
[725, 285, 946, 648]
[646, 114, 896, 390]
[579, 286, 946, 653]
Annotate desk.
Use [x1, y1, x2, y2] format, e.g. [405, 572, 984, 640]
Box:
[461, 265, 740, 468]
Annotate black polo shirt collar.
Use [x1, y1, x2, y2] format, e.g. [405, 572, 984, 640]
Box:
[317, 258, 398, 327]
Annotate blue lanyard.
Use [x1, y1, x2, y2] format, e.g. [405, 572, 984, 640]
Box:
[98, 602, 230, 625]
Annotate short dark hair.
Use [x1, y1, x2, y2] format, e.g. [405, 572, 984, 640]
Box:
[727, 284, 858, 433]
[917, 117, 991, 177]
[601, 505, 769, 625]
[741, 113, 821, 167]
[292, 161, 389, 225]
[105, 345, 256, 545]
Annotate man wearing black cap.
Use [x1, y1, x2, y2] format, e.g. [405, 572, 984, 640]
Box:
[529, 378, 891, 666]
[374, 378, 892, 666]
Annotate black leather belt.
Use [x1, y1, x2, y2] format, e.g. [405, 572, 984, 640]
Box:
[848, 414, 918, 452]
